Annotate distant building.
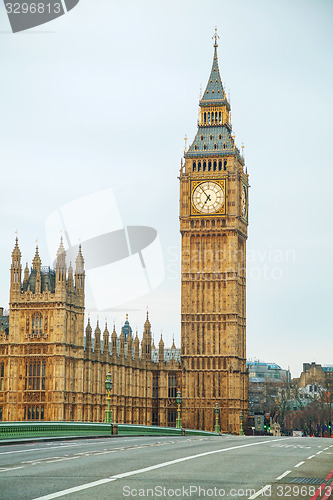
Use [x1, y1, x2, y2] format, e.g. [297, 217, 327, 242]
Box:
[247, 361, 291, 383]
[247, 360, 290, 416]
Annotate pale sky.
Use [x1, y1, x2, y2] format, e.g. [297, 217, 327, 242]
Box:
[0, 0, 332, 378]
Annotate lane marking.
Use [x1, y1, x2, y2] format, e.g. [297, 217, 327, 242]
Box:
[295, 461, 305, 468]
[31, 438, 289, 500]
[316, 451, 323, 455]
[308, 455, 316, 459]
[0, 466, 24, 472]
[276, 470, 291, 480]
[248, 484, 271, 499]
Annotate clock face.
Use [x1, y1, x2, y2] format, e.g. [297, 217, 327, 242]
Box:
[241, 185, 247, 218]
[192, 181, 224, 214]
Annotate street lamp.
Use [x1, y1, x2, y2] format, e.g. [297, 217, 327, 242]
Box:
[239, 411, 244, 436]
[214, 403, 220, 433]
[176, 390, 182, 429]
[105, 372, 113, 424]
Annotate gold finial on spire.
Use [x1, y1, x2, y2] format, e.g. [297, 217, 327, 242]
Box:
[184, 135, 188, 154]
[213, 26, 219, 47]
[241, 143, 245, 158]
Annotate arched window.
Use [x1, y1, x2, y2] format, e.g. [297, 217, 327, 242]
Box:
[201, 134, 204, 141]
[32, 313, 42, 335]
[223, 143, 226, 149]
[203, 161, 206, 171]
[192, 161, 196, 172]
[203, 144, 207, 150]
[208, 161, 211, 171]
[214, 143, 217, 150]
[219, 133, 222, 140]
[224, 160, 227, 170]
[204, 112, 207, 123]
[219, 111, 221, 123]
[218, 161, 222, 171]
[215, 112, 218, 122]
[194, 144, 198, 151]
[208, 112, 210, 124]
[213, 161, 217, 171]
[198, 162, 201, 171]
[209, 134, 213, 141]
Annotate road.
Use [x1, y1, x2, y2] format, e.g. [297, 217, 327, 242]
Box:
[0, 435, 332, 500]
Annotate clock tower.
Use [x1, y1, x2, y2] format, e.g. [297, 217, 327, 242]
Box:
[180, 32, 249, 433]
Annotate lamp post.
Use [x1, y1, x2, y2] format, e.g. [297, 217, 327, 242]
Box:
[214, 403, 220, 433]
[176, 390, 182, 429]
[239, 411, 244, 436]
[105, 372, 113, 424]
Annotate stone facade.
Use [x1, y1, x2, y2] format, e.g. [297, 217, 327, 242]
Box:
[0, 35, 249, 432]
[179, 34, 249, 433]
[0, 239, 181, 426]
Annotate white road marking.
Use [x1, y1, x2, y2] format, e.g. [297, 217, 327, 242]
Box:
[276, 470, 291, 480]
[308, 455, 316, 459]
[0, 466, 24, 472]
[295, 461, 305, 468]
[317, 451, 323, 455]
[324, 447, 329, 450]
[248, 484, 271, 499]
[31, 438, 289, 500]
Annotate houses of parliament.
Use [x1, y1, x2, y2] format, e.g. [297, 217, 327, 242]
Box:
[0, 34, 249, 433]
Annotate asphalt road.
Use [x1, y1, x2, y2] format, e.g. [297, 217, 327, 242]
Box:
[0, 435, 333, 500]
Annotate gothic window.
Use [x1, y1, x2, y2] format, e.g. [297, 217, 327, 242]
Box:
[24, 405, 44, 421]
[209, 134, 213, 141]
[203, 144, 207, 151]
[223, 143, 226, 149]
[192, 161, 196, 172]
[153, 373, 158, 398]
[204, 112, 207, 123]
[213, 161, 217, 171]
[32, 313, 42, 335]
[200, 134, 204, 141]
[219, 133, 222, 140]
[152, 412, 158, 426]
[25, 360, 46, 391]
[0, 362, 4, 391]
[198, 162, 201, 171]
[208, 112, 210, 124]
[167, 411, 177, 427]
[219, 112, 221, 124]
[203, 161, 206, 171]
[218, 161, 222, 171]
[194, 144, 198, 151]
[214, 143, 217, 150]
[168, 373, 177, 398]
[224, 160, 227, 170]
[208, 160, 212, 171]
[215, 112, 218, 122]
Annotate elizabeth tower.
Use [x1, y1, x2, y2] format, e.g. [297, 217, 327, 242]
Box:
[180, 32, 249, 433]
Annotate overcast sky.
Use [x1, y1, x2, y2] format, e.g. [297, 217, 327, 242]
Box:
[0, 0, 332, 378]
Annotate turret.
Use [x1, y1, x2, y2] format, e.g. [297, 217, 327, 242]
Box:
[85, 317, 92, 356]
[67, 262, 74, 292]
[55, 237, 66, 289]
[10, 238, 22, 299]
[141, 311, 152, 361]
[75, 244, 84, 286]
[111, 323, 118, 359]
[103, 321, 109, 358]
[32, 246, 42, 294]
[159, 333, 164, 363]
[94, 320, 101, 359]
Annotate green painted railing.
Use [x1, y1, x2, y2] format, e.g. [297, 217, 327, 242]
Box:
[0, 422, 219, 441]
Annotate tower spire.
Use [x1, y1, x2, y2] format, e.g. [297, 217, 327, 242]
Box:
[213, 26, 219, 47]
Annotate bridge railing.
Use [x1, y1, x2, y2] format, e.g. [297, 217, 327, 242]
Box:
[0, 422, 219, 441]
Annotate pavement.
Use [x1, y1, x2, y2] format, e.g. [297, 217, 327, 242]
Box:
[0, 435, 332, 499]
